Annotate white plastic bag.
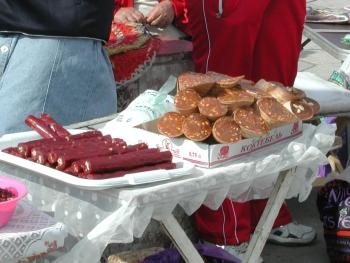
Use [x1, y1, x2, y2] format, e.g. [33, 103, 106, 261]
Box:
[340, 53, 350, 88]
[328, 54, 350, 90]
[294, 71, 350, 114]
[104, 76, 177, 128]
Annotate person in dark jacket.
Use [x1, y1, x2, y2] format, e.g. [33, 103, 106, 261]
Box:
[0, 1, 117, 134]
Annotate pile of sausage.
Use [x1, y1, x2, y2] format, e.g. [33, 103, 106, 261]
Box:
[157, 71, 320, 144]
[2, 114, 175, 180]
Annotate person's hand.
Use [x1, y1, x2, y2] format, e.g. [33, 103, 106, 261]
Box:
[114, 7, 146, 24]
[146, 0, 175, 28]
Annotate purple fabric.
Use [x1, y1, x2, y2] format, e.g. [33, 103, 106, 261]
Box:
[141, 243, 240, 263]
[325, 117, 337, 124]
[141, 248, 182, 263]
[317, 180, 350, 262]
[195, 243, 240, 262]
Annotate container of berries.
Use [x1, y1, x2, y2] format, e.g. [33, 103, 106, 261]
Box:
[0, 176, 28, 228]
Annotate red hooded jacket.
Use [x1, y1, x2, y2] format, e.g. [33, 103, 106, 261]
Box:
[175, 0, 306, 86]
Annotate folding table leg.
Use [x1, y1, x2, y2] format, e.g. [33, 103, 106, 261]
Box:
[243, 168, 297, 263]
[159, 214, 205, 263]
[301, 38, 311, 49]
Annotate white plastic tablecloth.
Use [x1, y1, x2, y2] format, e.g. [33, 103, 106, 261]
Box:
[0, 201, 67, 263]
[0, 122, 336, 263]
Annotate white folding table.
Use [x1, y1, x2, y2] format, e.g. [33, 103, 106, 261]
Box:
[0, 117, 335, 263]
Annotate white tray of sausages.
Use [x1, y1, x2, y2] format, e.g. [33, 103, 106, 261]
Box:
[0, 129, 195, 190]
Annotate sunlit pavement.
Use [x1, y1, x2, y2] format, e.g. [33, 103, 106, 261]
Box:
[262, 1, 349, 262]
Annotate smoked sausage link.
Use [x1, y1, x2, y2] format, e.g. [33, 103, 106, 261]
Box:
[82, 149, 172, 174]
[84, 161, 176, 179]
[25, 115, 60, 139]
[40, 113, 71, 137]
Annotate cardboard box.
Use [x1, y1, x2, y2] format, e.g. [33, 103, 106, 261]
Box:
[111, 120, 302, 168]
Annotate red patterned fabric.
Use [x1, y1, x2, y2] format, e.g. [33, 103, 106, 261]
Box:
[109, 37, 161, 84]
[106, 22, 161, 84]
[107, 22, 146, 54]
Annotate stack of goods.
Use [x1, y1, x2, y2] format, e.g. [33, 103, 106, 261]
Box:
[2, 114, 175, 180]
[157, 71, 320, 144]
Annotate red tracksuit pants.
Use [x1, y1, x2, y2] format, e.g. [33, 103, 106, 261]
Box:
[186, 0, 305, 245]
[194, 199, 292, 245]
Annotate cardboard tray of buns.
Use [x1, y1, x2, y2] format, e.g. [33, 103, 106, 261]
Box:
[101, 120, 303, 168]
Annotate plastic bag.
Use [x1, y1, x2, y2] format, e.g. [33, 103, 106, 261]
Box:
[104, 76, 177, 128]
[317, 175, 350, 262]
[329, 54, 350, 90]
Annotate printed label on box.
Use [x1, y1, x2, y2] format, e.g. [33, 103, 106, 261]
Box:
[122, 120, 302, 168]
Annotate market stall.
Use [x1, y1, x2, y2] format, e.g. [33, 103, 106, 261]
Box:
[0, 118, 335, 263]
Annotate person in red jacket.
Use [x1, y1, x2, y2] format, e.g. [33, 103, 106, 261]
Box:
[113, 0, 187, 38]
[174, 0, 316, 261]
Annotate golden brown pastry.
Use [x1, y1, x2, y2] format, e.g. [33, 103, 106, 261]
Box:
[212, 116, 242, 144]
[283, 100, 314, 121]
[240, 82, 272, 100]
[216, 87, 255, 112]
[198, 97, 228, 121]
[285, 86, 306, 100]
[256, 97, 298, 128]
[182, 113, 212, 141]
[174, 89, 202, 116]
[300, 97, 320, 115]
[177, 71, 215, 96]
[206, 71, 245, 88]
[233, 106, 270, 138]
[157, 112, 186, 138]
[255, 79, 303, 104]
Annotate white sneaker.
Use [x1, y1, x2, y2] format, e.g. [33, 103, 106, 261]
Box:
[204, 241, 263, 262]
[223, 242, 249, 260]
[268, 222, 317, 246]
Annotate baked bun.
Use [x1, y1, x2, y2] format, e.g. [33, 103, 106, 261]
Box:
[283, 100, 314, 121]
[239, 78, 255, 86]
[300, 97, 320, 115]
[255, 79, 301, 104]
[177, 71, 215, 96]
[233, 106, 270, 138]
[198, 97, 228, 121]
[285, 86, 306, 100]
[157, 112, 186, 137]
[256, 97, 298, 128]
[216, 88, 255, 112]
[206, 71, 245, 88]
[174, 89, 202, 116]
[182, 113, 212, 141]
[212, 116, 242, 144]
[240, 83, 272, 100]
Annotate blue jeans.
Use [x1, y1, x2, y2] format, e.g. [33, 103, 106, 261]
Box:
[0, 34, 117, 134]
